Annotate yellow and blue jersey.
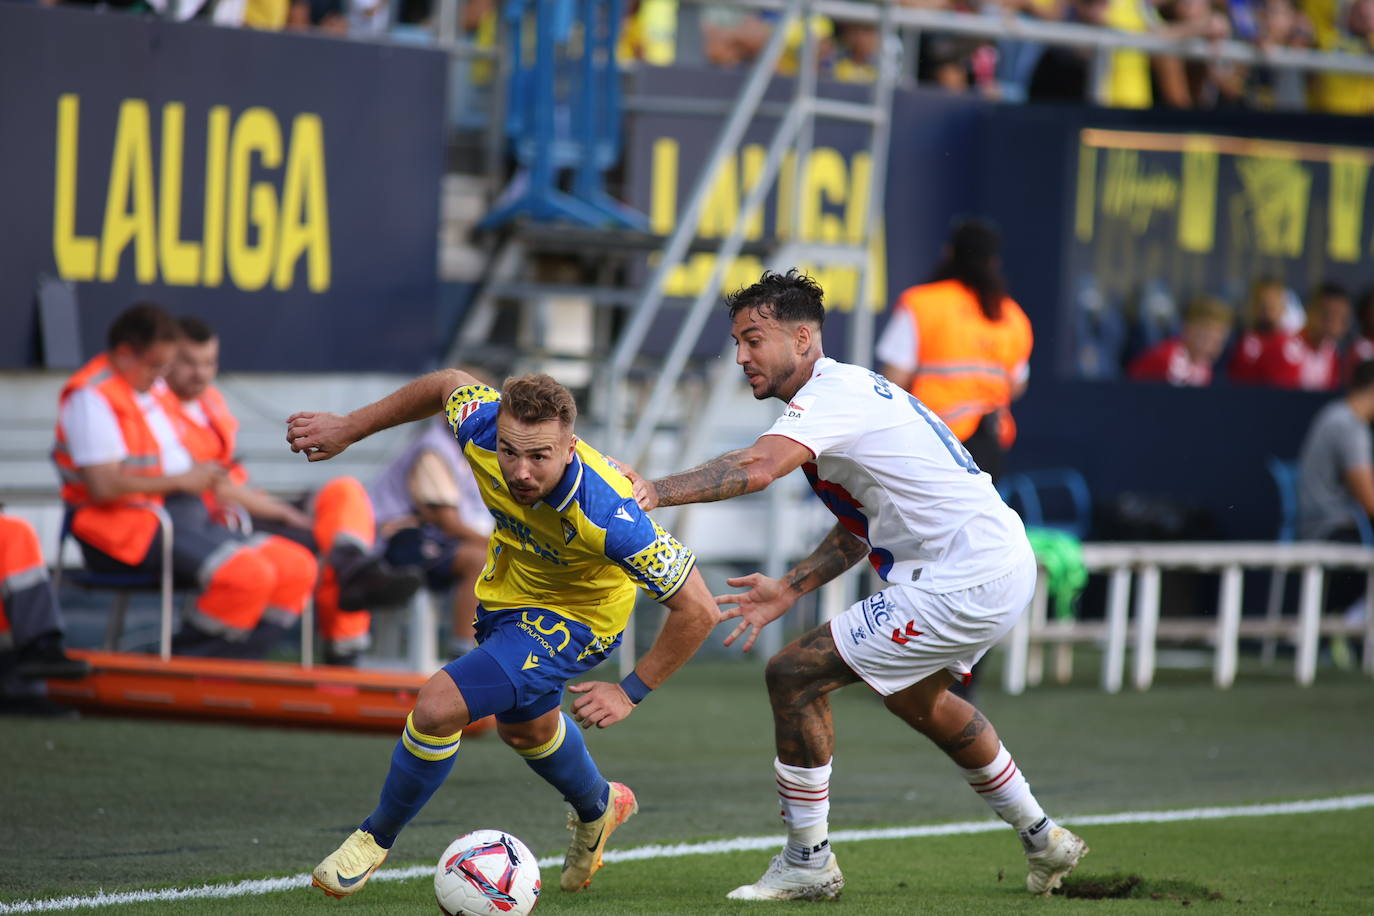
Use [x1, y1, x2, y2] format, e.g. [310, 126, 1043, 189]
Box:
[443, 384, 697, 641]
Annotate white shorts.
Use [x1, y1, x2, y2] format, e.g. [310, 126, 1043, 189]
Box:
[829, 552, 1037, 696]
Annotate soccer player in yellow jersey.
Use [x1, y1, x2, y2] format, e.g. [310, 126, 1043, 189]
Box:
[287, 370, 719, 900]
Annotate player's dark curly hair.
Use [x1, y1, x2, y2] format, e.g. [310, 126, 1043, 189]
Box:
[726, 269, 825, 326]
[501, 373, 578, 430]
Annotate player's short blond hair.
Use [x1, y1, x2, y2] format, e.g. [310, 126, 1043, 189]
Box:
[500, 374, 577, 430]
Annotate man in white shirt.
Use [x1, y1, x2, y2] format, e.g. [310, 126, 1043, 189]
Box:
[632, 270, 1087, 901]
[53, 304, 316, 658]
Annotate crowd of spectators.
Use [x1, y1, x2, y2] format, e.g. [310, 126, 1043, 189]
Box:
[16, 0, 1373, 114]
[672, 0, 1373, 114]
[1123, 277, 1374, 390]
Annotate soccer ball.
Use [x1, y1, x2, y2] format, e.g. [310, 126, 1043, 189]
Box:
[434, 829, 542, 916]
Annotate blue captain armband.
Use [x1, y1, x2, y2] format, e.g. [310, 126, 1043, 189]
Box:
[620, 671, 652, 704]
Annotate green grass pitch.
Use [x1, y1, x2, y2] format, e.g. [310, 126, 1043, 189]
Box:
[3, 656, 1373, 913]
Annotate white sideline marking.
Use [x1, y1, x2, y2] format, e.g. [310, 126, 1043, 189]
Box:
[5, 793, 1373, 913]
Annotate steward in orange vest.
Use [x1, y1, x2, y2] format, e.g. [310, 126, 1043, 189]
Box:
[878, 220, 1032, 483]
[52, 304, 314, 657]
[161, 315, 421, 666]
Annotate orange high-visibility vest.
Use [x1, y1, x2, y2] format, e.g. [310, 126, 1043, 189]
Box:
[159, 385, 250, 523]
[160, 385, 247, 483]
[52, 354, 165, 565]
[895, 279, 1033, 447]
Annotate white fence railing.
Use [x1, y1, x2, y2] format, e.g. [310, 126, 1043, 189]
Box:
[1002, 541, 1374, 694]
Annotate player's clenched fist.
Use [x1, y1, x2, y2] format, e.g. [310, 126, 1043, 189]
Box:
[286, 411, 357, 461]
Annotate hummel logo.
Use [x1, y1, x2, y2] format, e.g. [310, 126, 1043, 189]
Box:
[890, 621, 922, 645]
[615, 505, 634, 523]
[522, 653, 541, 670]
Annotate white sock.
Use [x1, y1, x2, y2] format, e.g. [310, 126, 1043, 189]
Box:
[959, 742, 1053, 848]
[775, 758, 832, 867]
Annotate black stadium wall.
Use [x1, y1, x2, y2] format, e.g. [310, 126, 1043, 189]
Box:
[624, 68, 1374, 541]
[0, 4, 446, 372]
[5, 7, 1372, 540]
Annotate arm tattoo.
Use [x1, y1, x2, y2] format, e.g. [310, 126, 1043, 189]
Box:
[782, 523, 869, 598]
[652, 449, 756, 507]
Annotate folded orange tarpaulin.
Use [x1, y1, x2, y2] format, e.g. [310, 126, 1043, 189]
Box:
[45, 649, 495, 735]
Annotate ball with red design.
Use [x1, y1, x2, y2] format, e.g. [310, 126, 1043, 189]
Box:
[434, 829, 542, 916]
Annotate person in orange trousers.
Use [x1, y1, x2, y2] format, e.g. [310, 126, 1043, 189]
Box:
[0, 513, 90, 717]
[53, 303, 316, 659]
[161, 316, 422, 665]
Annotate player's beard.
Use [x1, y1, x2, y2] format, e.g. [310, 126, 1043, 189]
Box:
[752, 358, 796, 401]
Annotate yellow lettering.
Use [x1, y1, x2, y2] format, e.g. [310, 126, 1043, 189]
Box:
[202, 106, 230, 288]
[802, 147, 846, 245]
[1236, 155, 1310, 258]
[99, 99, 157, 283]
[649, 138, 677, 235]
[699, 154, 738, 238]
[1177, 144, 1217, 254]
[740, 144, 766, 240]
[52, 94, 97, 281]
[226, 108, 282, 292]
[1328, 153, 1368, 263]
[1075, 143, 1096, 243]
[274, 114, 331, 292]
[158, 103, 202, 286]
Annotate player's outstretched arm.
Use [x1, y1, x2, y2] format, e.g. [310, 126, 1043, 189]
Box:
[568, 568, 719, 729]
[718, 522, 868, 652]
[638, 435, 812, 510]
[286, 368, 479, 462]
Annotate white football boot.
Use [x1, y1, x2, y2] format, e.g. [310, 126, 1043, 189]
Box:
[726, 852, 845, 901]
[1025, 826, 1089, 895]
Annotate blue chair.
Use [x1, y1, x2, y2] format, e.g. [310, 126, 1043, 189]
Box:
[998, 469, 1093, 540]
[52, 504, 179, 660]
[1266, 456, 1373, 545]
[1262, 456, 1371, 665]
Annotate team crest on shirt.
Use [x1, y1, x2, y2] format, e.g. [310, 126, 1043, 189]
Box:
[561, 518, 576, 545]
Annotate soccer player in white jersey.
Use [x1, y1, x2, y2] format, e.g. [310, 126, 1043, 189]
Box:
[631, 270, 1087, 901]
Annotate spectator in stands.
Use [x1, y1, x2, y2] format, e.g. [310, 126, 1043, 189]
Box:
[1305, 0, 1374, 115]
[1127, 296, 1233, 385]
[369, 410, 496, 659]
[1343, 289, 1374, 381]
[701, 5, 772, 66]
[1153, 0, 1238, 107]
[161, 316, 423, 667]
[0, 513, 89, 718]
[53, 304, 316, 659]
[832, 20, 881, 82]
[1229, 275, 1315, 386]
[877, 218, 1033, 484]
[1240, 0, 1313, 109]
[1029, 0, 1113, 102]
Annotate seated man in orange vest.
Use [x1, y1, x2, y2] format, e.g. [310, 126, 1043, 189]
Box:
[53, 303, 318, 658]
[160, 316, 422, 666]
[1, 512, 90, 717]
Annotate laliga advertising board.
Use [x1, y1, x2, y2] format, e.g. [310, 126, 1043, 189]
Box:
[0, 5, 446, 372]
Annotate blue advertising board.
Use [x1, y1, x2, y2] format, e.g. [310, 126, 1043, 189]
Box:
[0, 5, 447, 371]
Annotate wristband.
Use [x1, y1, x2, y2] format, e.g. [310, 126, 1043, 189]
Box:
[619, 671, 652, 704]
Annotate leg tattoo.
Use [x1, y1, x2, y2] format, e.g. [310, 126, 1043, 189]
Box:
[766, 625, 860, 768]
[935, 708, 991, 756]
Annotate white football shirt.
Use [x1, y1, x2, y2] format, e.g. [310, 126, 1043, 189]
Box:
[763, 357, 1029, 594]
[59, 381, 193, 475]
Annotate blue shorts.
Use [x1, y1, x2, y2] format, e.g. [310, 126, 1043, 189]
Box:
[442, 605, 622, 725]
